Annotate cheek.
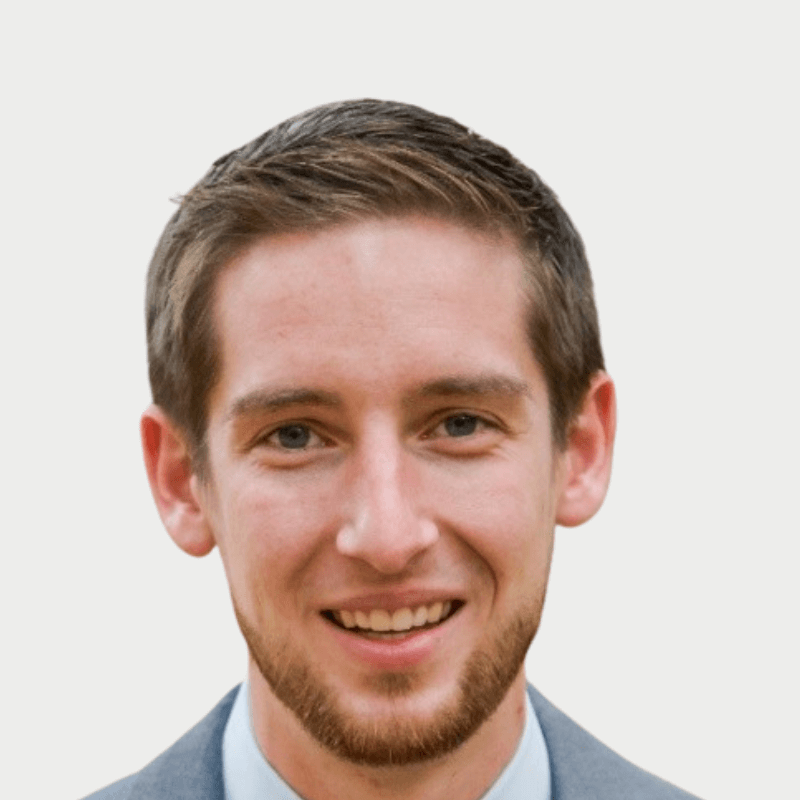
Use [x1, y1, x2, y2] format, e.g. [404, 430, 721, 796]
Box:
[211, 469, 343, 604]
[426, 455, 557, 586]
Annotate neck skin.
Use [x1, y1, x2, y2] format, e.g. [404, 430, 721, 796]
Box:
[247, 658, 528, 800]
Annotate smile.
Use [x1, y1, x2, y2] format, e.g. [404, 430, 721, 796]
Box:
[324, 601, 462, 634]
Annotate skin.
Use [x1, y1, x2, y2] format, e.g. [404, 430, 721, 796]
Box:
[142, 216, 616, 800]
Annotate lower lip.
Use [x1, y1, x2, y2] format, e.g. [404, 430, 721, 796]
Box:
[325, 615, 456, 670]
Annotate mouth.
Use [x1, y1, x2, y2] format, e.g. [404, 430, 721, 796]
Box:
[322, 600, 463, 638]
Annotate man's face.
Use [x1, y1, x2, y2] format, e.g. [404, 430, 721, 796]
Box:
[196, 217, 569, 765]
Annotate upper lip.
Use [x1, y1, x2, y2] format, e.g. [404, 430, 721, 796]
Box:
[321, 590, 464, 613]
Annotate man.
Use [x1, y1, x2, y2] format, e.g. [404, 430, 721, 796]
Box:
[86, 100, 699, 800]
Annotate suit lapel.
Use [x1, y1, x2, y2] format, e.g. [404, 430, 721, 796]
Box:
[122, 684, 691, 800]
[528, 685, 695, 800]
[126, 687, 237, 800]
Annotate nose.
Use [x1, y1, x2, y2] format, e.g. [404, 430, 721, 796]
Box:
[336, 436, 438, 574]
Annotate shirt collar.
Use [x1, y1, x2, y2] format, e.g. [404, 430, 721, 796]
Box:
[223, 681, 550, 800]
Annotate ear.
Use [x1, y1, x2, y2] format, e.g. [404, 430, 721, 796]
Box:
[555, 372, 617, 527]
[140, 405, 216, 557]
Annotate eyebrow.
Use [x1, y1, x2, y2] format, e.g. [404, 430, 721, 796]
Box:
[226, 373, 532, 422]
[226, 387, 342, 421]
[412, 374, 532, 402]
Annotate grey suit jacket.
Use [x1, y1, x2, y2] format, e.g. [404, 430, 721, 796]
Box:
[83, 685, 699, 799]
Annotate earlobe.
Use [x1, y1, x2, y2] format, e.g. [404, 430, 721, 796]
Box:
[555, 372, 617, 528]
[140, 405, 216, 557]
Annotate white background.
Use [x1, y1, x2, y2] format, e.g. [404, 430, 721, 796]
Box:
[2, 3, 798, 799]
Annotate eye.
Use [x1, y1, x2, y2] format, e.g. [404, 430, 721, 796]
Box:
[427, 413, 494, 441]
[421, 411, 506, 455]
[442, 414, 480, 437]
[264, 424, 325, 451]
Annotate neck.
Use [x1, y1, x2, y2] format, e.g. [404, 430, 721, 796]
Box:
[247, 661, 528, 800]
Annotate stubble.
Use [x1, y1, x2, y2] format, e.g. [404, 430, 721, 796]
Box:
[234, 601, 541, 766]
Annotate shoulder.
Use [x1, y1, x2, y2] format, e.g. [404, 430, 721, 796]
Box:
[82, 684, 699, 800]
[528, 686, 701, 800]
[81, 773, 137, 800]
[80, 687, 239, 800]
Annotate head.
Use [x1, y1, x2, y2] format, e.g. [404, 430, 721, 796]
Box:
[146, 99, 604, 476]
[141, 101, 615, 778]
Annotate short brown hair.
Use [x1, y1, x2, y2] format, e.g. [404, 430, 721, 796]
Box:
[146, 99, 604, 470]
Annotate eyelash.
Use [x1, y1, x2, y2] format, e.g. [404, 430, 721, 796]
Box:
[259, 423, 329, 451]
[424, 412, 495, 440]
[257, 411, 498, 451]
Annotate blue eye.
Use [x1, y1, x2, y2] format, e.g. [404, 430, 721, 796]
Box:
[443, 414, 480, 437]
[275, 425, 312, 449]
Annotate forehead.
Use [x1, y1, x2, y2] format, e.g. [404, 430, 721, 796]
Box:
[210, 217, 537, 411]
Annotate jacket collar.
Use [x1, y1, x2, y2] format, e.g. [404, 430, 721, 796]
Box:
[126, 684, 691, 800]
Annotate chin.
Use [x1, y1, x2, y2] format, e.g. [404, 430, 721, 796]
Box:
[236, 602, 540, 766]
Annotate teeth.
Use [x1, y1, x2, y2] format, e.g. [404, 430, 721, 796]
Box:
[355, 610, 370, 629]
[332, 601, 457, 633]
[391, 608, 414, 631]
[370, 609, 391, 631]
[428, 601, 443, 623]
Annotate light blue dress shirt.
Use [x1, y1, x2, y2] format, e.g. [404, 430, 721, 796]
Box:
[223, 681, 550, 800]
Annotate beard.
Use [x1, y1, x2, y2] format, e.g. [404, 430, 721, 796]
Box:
[233, 600, 542, 767]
